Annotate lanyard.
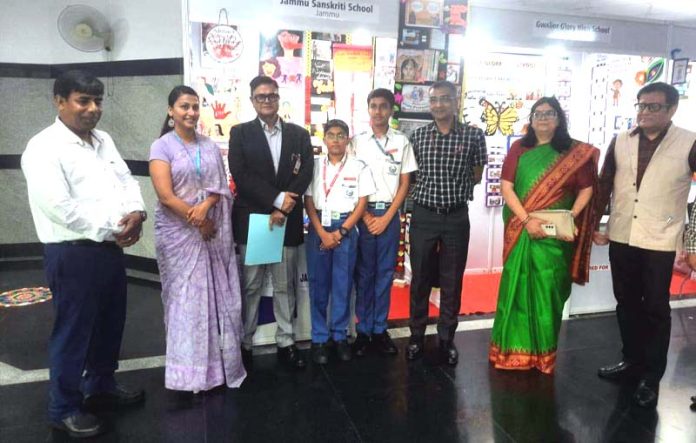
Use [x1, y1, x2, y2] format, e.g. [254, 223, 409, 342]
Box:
[174, 133, 201, 179]
[323, 155, 347, 198]
[372, 134, 394, 162]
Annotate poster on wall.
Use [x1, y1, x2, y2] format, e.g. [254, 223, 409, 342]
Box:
[191, 22, 259, 143]
[400, 84, 431, 113]
[395, 49, 439, 82]
[201, 23, 244, 67]
[259, 29, 306, 125]
[333, 44, 373, 135]
[405, 0, 445, 28]
[443, 0, 468, 34]
[373, 37, 397, 90]
[485, 146, 506, 208]
[463, 53, 546, 139]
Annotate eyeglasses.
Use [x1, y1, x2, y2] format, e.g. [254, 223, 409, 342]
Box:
[325, 133, 347, 141]
[429, 96, 453, 104]
[532, 110, 558, 120]
[634, 102, 670, 113]
[252, 93, 280, 103]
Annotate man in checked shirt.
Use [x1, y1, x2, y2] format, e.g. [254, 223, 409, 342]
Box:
[687, 208, 696, 411]
[405, 80, 487, 366]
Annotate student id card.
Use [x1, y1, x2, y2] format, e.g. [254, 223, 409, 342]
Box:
[321, 208, 332, 227]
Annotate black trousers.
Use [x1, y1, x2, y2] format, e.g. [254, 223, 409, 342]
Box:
[409, 204, 470, 341]
[608, 241, 674, 384]
[44, 243, 127, 421]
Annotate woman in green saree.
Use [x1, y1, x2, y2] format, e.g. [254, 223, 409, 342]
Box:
[489, 97, 599, 374]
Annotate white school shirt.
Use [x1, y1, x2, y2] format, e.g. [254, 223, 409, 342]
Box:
[21, 117, 145, 243]
[259, 117, 286, 209]
[305, 154, 376, 213]
[350, 127, 418, 203]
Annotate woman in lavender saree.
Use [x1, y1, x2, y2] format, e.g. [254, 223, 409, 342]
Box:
[149, 86, 245, 391]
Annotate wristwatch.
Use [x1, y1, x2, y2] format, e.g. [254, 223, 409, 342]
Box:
[338, 226, 350, 237]
[138, 210, 148, 222]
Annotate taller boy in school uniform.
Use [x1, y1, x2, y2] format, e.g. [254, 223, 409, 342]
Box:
[351, 89, 418, 356]
[305, 119, 376, 364]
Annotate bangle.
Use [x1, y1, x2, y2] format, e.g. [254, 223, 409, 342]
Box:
[277, 208, 290, 217]
[521, 215, 531, 225]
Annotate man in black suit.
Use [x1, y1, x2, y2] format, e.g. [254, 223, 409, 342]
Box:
[229, 75, 313, 369]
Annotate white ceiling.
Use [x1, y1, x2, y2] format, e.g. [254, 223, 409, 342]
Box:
[471, 0, 696, 27]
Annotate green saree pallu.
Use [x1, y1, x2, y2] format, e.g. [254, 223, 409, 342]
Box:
[489, 142, 598, 374]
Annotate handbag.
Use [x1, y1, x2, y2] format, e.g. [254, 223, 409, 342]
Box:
[529, 209, 575, 238]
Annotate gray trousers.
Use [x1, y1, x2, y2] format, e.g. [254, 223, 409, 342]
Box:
[238, 245, 298, 349]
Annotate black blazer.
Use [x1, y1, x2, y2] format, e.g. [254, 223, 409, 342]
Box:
[228, 118, 313, 246]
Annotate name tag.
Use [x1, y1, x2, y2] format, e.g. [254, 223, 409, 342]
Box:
[321, 209, 332, 227]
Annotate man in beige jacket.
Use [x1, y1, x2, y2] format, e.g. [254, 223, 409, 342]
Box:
[593, 82, 696, 409]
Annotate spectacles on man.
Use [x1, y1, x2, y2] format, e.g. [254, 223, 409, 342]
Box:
[634, 102, 670, 113]
[325, 133, 347, 141]
[429, 96, 453, 104]
[252, 93, 280, 103]
[532, 110, 558, 120]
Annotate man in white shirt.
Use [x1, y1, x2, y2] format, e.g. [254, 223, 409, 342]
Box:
[22, 70, 146, 439]
[351, 89, 418, 356]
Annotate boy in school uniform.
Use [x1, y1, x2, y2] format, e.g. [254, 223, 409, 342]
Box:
[305, 119, 376, 364]
[351, 88, 418, 356]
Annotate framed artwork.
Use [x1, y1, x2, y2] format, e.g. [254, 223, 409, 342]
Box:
[672, 58, 689, 85]
[405, 0, 445, 28]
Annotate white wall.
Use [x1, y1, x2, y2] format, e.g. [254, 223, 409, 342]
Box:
[186, 0, 399, 37]
[469, 6, 671, 57]
[0, 0, 182, 64]
[672, 26, 696, 60]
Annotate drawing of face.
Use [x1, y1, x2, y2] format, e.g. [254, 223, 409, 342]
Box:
[401, 58, 418, 81]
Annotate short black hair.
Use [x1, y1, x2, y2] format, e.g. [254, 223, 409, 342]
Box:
[637, 82, 679, 107]
[367, 88, 395, 107]
[249, 75, 279, 95]
[53, 70, 104, 99]
[324, 119, 349, 136]
[429, 80, 457, 98]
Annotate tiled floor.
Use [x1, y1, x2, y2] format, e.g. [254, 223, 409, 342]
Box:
[1, 263, 695, 442]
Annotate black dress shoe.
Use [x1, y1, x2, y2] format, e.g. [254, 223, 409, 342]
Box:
[83, 384, 145, 410]
[439, 340, 458, 366]
[51, 412, 105, 438]
[352, 333, 371, 357]
[312, 342, 329, 365]
[691, 395, 696, 411]
[241, 347, 253, 370]
[406, 338, 424, 361]
[336, 340, 352, 361]
[373, 331, 398, 355]
[278, 344, 307, 369]
[633, 380, 659, 408]
[597, 361, 635, 380]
